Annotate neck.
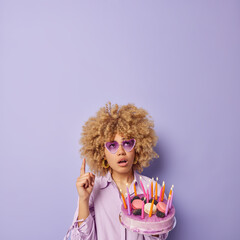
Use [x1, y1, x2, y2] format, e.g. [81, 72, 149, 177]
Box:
[111, 169, 134, 185]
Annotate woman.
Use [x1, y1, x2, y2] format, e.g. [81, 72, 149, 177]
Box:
[64, 103, 169, 240]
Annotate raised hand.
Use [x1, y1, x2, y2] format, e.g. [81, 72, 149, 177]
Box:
[76, 158, 95, 202]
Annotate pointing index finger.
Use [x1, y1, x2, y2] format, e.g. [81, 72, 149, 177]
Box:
[80, 158, 86, 176]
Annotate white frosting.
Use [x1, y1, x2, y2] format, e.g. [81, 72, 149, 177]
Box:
[144, 203, 157, 214]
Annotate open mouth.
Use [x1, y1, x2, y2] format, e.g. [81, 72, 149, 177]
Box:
[117, 159, 128, 166]
[118, 159, 127, 164]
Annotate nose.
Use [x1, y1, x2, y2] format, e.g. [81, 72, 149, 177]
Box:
[117, 144, 126, 155]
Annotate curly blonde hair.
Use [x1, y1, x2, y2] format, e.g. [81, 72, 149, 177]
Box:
[79, 102, 159, 176]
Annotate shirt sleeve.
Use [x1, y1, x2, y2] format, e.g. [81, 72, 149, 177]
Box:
[63, 193, 97, 240]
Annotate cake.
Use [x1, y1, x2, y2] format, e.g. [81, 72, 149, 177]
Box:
[119, 194, 176, 235]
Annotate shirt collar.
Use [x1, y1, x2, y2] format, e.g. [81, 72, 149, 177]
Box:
[99, 171, 112, 189]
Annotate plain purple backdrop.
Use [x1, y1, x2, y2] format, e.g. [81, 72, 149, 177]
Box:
[1, 1, 240, 239]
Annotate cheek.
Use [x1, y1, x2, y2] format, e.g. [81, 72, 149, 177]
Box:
[104, 149, 114, 163]
[128, 151, 135, 161]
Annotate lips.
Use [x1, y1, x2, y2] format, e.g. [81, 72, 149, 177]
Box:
[117, 158, 128, 167]
[118, 158, 127, 164]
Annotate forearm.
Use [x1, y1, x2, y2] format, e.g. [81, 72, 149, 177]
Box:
[78, 199, 90, 227]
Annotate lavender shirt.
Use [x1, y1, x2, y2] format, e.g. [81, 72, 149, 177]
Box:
[64, 171, 169, 240]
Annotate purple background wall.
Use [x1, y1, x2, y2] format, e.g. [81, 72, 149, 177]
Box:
[1, 1, 240, 239]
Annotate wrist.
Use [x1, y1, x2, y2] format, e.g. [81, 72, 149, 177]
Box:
[78, 197, 89, 204]
[78, 199, 90, 227]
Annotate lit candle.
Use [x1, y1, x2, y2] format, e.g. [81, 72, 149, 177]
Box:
[155, 177, 158, 200]
[128, 194, 132, 212]
[133, 180, 137, 196]
[126, 183, 132, 212]
[120, 189, 127, 209]
[149, 179, 151, 199]
[147, 188, 149, 203]
[140, 176, 147, 197]
[151, 178, 154, 199]
[141, 200, 144, 219]
[168, 187, 172, 199]
[161, 181, 165, 201]
[126, 193, 131, 215]
[169, 185, 174, 209]
[159, 187, 163, 202]
[149, 199, 154, 217]
[165, 197, 170, 217]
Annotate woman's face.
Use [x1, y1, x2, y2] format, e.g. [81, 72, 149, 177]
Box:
[104, 133, 135, 175]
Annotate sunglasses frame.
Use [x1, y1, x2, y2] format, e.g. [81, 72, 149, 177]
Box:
[105, 139, 136, 154]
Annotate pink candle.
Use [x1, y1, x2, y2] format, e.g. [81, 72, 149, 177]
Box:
[149, 179, 151, 199]
[165, 198, 170, 216]
[141, 200, 144, 219]
[128, 194, 132, 215]
[125, 193, 131, 215]
[126, 184, 132, 212]
[159, 187, 163, 202]
[140, 176, 147, 197]
[147, 189, 149, 203]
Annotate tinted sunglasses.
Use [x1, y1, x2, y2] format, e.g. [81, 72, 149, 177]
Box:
[105, 139, 136, 154]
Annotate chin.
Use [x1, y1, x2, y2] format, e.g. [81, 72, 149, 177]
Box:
[113, 166, 133, 174]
